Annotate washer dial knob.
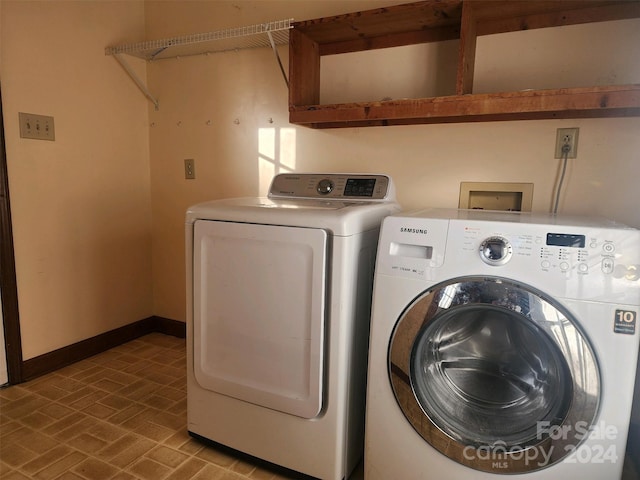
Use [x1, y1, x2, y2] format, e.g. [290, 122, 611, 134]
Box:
[316, 178, 335, 195]
[479, 236, 513, 266]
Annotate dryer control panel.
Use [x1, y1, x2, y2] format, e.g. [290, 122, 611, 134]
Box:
[269, 173, 395, 201]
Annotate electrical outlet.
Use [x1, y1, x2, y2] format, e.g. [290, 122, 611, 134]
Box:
[554, 127, 579, 159]
[184, 159, 196, 179]
[19, 112, 55, 141]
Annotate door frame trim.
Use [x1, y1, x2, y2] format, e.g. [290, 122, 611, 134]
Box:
[0, 82, 24, 384]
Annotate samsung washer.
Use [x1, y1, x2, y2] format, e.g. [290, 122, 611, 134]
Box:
[366, 208, 639, 479]
[186, 173, 399, 480]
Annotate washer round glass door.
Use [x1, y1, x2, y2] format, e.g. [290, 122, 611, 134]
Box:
[388, 276, 600, 474]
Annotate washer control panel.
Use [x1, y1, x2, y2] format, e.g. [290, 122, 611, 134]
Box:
[269, 173, 394, 201]
[539, 232, 590, 274]
[377, 212, 639, 303]
[462, 225, 635, 281]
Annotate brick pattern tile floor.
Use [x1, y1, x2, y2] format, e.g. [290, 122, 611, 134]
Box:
[0, 333, 333, 480]
[1, 332, 638, 479]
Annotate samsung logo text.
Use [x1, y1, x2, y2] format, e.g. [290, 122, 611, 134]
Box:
[401, 228, 428, 234]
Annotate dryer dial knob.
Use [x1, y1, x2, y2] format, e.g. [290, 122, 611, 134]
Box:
[317, 178, 335, 195]
[479, 236, 513, 266]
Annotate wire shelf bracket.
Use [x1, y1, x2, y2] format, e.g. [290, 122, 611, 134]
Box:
[105, 19, 293, 110]
[112, 53, 160, 110]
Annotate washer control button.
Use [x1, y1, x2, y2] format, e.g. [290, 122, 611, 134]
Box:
[602, 258, 614, 274]
[603, 242, 615, 254]
[316, 178, 334, 195]
[560, 262, 570, 271]
[578, 263, 589, 273]
[479, 236, 513, 266]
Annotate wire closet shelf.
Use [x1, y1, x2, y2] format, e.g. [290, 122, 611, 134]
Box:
[105, 19, 293, 61]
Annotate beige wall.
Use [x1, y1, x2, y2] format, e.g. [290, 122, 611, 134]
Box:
[1, 0, 639, 361]
[145, 1, 640, 322]
[1, 0, 152, 359]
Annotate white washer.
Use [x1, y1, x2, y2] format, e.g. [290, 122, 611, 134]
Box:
[366, 208, 640, 479]
[186, 173, 399, 480]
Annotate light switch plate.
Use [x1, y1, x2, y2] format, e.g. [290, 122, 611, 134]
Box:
[19, 112, 55, 141]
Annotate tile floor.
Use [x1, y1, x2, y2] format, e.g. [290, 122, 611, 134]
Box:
[0, 333, 354, 480]
[2, 333, 636, 480]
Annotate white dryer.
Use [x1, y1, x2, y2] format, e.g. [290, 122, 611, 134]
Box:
[186, 173, 399, 480]
[366, 208, 640, 479]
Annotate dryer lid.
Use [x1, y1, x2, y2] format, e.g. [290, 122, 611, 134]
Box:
[186, 196, 400, 236]
[193, 220, 327, 419]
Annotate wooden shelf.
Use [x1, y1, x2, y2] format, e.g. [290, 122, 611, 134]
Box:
[290, 85, 640, 128]
[288, 0, 640, 128]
